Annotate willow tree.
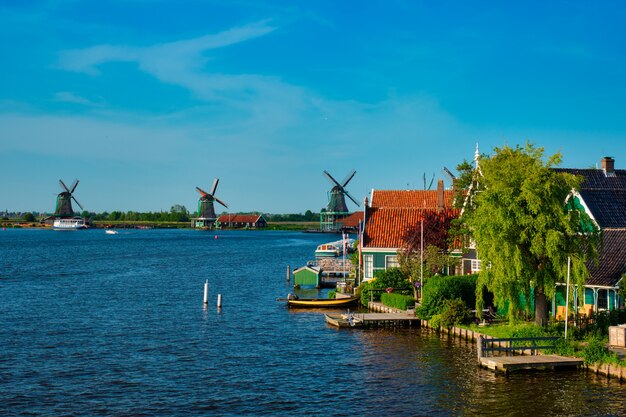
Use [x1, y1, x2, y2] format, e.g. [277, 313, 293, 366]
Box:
[462, 143, 600, 325]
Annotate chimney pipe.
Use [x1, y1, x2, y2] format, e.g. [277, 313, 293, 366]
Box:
[437, 179, 444, 211]
[602, 157, 615, 177]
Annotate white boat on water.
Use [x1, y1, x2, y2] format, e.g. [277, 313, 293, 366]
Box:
[105, 229, 119, 235]
[315, 243, 340, 258]
[53, 217, 87, 230]
[314, 238, 356, 258]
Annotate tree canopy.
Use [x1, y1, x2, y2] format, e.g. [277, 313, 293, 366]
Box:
[461, 143, 600, 324]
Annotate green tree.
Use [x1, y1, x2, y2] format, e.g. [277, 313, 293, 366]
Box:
[462, 143, 600, 325]
[22, 212, 35, 222]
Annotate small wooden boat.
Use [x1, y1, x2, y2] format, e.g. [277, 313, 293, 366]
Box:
[314, 243, 340, 258]
[325, 313, 363, 328]
[286, 296, 358, 308]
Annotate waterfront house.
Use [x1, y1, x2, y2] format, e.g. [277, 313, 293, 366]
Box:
[464, 155, 625, 314]
[360, 180, 460, 281]
[551, 157, 626, 313]
[216, 214, 267, 229]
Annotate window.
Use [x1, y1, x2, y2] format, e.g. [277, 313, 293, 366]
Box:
[364, 255, 373, 279]
[386, 255, 399, 269]
[471, 259, 482, 273]
[597, 289, 608, 310]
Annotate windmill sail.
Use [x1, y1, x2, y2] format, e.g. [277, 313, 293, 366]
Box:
[324, 170, 359, 213]
[55, 179, 82, 217]
[196, 178, 228, 220]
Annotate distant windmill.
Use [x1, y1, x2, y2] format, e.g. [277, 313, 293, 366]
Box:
[55, 179, 84, 218]
[196, 178, 228, 220]
[442, 166, 456, 182]
[323, 170, 360, 213]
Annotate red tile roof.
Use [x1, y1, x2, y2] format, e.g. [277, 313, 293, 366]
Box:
[364, 207, 459, 248]
[364, 189, 459, 249]
[338, 211, 364, 228]
[217, 214, 265, 224]
[370, 189, 455, 209]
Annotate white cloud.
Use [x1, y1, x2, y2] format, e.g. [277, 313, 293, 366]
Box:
[53, 91, 105, 107]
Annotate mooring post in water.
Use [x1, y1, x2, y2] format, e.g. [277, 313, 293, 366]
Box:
[203, 280, 209, 305]
[217, 294, 222, 308]
[286, 265, 291, 282]
[477, 336, 483, 360]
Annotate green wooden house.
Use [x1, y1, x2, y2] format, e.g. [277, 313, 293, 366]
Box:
[293, 265, 321, 288]
[360, 181, 459, 281]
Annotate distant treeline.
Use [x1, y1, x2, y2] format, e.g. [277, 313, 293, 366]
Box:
[9, 206, 321, 223]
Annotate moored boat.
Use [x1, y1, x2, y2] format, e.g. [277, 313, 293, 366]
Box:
[286, 296, 358, 308]
[53, 217, 87, 230]
[325, 313, 363, 328]
[314, 243, 340, 258]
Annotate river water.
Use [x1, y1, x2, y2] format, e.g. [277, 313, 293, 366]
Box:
[1, 229, 625, 416]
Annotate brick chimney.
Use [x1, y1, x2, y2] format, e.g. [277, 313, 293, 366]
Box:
[437, 179, 444, 211]
[602, 156, 615, 177]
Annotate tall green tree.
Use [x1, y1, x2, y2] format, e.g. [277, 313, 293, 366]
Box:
[462, 143, 600, 325]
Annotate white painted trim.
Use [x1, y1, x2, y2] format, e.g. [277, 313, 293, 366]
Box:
[361, 247, 399, 253]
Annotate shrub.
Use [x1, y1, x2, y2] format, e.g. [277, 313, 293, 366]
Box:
[429, 314, 442, 329]
[582, 336, 613, 365]
[381, 293, 415, 310]
[439, 299, 471, 328]
[328, 290, 336, 299]
[417, 274, 483, 319]
[359, 268, 411, 306]
[550, 338, 577, 357]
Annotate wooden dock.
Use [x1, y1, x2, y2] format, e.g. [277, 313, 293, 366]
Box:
[479, 354, 583, 372]
[477, 336, 583, 373]
[325, 312, 421, 328]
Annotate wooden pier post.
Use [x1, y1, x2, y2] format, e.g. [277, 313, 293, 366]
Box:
[217, 294, 222, 308]
[477, 335, 484, 360]
[286, 265, 291, 282]
[203, 280, 209, 305]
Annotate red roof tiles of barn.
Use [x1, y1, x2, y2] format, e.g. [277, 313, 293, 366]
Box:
[364, 188, 459, 249]
[370, 189, 455, 209]
[340, 211, 364, 227]
[217, 214, 263, 223]
[364, 207, 459, 248]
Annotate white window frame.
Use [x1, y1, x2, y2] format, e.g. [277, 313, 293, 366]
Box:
[385, 255, 399, 269]
[364, 255, 374, 280]
[471, 259, 482, 273]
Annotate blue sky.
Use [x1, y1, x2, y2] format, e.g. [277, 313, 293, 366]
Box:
[1, 0, 626, 214]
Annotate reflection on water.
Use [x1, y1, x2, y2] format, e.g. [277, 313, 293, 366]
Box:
[1, 229, 625, 416]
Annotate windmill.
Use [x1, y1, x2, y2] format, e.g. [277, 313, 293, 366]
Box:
[55, 179, 84, 218]
[324, 170, 359, 213]
[195, 178, 228, 220]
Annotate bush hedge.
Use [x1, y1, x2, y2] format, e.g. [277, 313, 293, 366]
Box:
[359, 268, 412, 306]
[381, 293, 415, 310]
[417, 274, 482, 319]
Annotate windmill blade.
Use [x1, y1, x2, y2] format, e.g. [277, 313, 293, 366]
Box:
[69, 179, 79, 194]
[214, 196, 229, 208]
[59, 179, 70, 193]
[442, 167, 456, 181]
[427, 173, 435, 190]
[323, 170, 341, 187]
[210, 178, 219, 196]
[340, 170, 356, 188]
[72, 196, 84, 211]
[344, 189, 360, 207]
[196, 186, 209, 197]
